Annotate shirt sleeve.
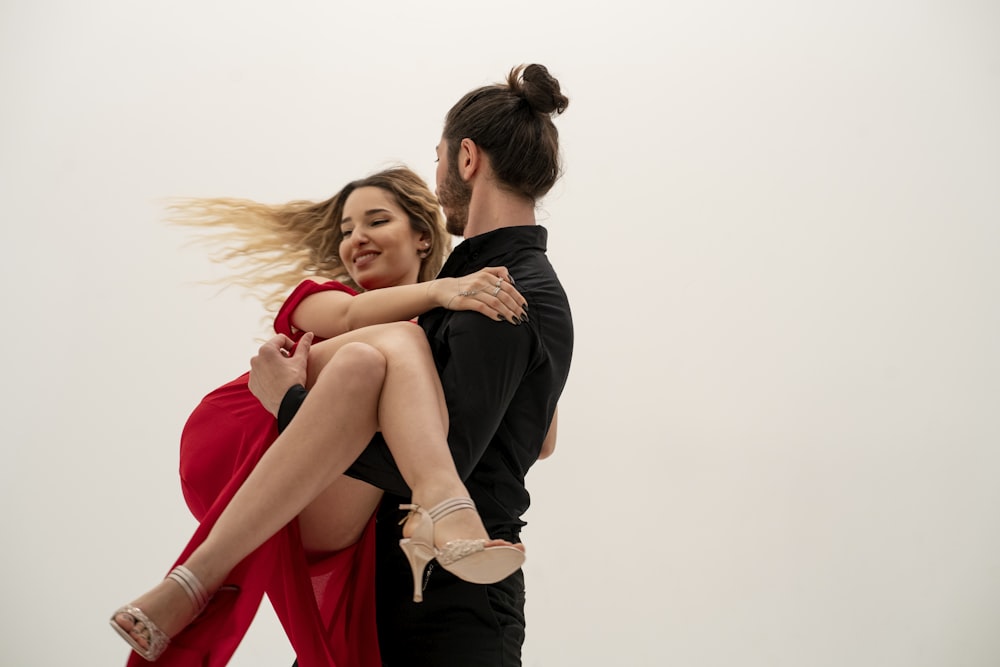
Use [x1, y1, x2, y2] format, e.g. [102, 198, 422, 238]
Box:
[429, 311, 535, 479]
[274, 280, 357, 339]
[276, 384, 308, 433]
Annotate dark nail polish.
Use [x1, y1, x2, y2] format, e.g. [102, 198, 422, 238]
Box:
[522, 302, 528, 310]
[497, 314, 505, 321]
[521, 313, 529, 323]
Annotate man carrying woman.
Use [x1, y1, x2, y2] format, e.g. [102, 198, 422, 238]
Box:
[111, 63, 572, 667]
[255, 63, 573, 667]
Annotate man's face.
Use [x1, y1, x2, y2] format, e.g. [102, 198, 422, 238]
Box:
[436, 139, 472, 236]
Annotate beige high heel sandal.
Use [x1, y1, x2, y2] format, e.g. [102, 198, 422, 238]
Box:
[109, 565, 209, 662]
[398, 497, 525, 602]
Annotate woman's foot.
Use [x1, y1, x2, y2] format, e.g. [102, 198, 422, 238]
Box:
[398, 498, 526, 602]
[402, 496, 525, 553]
[110, 566, 209, 660]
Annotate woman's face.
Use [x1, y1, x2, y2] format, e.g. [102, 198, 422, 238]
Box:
[339, 186, 427, 290]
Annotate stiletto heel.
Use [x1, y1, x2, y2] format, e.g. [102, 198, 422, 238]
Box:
[109, 565, 209, 661]
[398, 538, 436, 602]
[398, 498, 525, 602]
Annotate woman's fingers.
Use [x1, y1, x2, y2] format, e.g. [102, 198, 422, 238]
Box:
[443, 267, 528, 324]
[478, 270, 525, 303]
[491, 282, 527, 322]
[482, 266, 512, 282]
[484, 269, 527, 323]
[478, 280, 527, 325]
[458, 288, 526, 325]
[482, 266, 520, 288]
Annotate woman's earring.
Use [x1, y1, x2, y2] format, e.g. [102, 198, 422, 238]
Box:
[418, 241, 431, 258]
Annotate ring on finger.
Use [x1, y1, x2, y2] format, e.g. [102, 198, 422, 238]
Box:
[491, 284, 502, 296]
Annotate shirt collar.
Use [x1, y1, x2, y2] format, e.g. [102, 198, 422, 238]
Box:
[441, 226, 549, 275]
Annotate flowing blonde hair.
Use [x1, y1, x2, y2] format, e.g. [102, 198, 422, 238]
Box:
[169, 166, 450, 314]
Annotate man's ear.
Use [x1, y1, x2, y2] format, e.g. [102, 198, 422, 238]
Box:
[458, 137, 481, 182]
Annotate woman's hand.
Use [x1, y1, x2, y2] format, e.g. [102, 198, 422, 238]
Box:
[430, 266, 528, 325]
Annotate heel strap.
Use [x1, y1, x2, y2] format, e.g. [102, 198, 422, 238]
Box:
[427, 497, 476, 522]
[167, 565, 209, 612]
[398, 498, 476, 528]
[398, 503, 428, 524]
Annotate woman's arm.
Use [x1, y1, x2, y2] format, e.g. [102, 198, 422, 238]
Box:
[538, 407, 558, 460]
[291, 267, 528, 339]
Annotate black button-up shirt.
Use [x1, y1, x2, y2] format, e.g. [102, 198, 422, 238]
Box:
[416, 225, 574, 536]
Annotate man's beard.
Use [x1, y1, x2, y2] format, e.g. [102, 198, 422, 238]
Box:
[438, 160, 472, 236]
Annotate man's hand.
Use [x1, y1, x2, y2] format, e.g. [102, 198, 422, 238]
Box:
[248, 332, 313, 417]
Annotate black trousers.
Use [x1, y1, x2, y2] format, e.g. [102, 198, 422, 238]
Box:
[293, 499, 526, 667]
[375, 500, 525, 666]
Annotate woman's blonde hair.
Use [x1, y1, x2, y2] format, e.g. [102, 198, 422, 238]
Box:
[170, 165, 449, 313]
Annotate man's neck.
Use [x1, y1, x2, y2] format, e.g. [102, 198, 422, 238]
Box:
[463, 186, 536, 238]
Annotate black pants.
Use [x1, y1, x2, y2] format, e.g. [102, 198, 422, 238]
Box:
[292, 499, 526, 667]
[374, 497, 526, 666]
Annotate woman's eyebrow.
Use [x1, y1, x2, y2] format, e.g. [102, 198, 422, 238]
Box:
[341, 208, 391, 224]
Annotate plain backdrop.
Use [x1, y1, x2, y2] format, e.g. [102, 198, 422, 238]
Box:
[2, 1, 998, 665]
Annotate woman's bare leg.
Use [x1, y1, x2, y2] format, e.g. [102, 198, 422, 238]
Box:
[298, 476, 382, 554]
[304, 324, 509, 546]
[116, 323, 509, 645]
[116, 341, 388, 644]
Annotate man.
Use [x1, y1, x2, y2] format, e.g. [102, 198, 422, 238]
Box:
[251, 63, 573, 666]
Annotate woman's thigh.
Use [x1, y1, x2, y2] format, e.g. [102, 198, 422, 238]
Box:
[298, 474, 383, 554]
[304, 322, 430, 388]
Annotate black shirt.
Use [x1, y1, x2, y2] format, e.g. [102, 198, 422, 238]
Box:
[281, 225, 573, 537]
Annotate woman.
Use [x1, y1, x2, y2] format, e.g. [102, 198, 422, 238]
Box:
[111, 166, 529, 666]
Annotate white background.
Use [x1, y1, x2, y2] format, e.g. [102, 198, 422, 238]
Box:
[2, 1, 999, 665]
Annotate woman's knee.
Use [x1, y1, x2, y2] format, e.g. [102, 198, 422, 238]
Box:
[317, 342, 387, 391]
[380, 321, 432, 357]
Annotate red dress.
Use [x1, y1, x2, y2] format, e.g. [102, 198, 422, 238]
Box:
[127, 281, 380, 667]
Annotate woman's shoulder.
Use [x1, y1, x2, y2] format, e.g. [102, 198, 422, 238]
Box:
[288, 278, 358, 299]
[274, 279, 358, 338]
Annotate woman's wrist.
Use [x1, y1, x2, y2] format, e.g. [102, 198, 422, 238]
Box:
[429, 278, 453, 309]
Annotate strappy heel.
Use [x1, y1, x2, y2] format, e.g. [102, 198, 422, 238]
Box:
[109, 565, 209, 661]
[398, 498, 525, 602]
